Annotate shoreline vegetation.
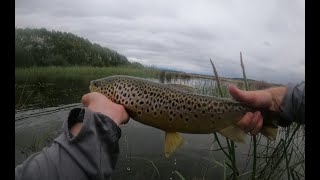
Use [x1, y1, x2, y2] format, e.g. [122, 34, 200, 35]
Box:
[15, 27, 279, 90]
[15, 66, 278, 91]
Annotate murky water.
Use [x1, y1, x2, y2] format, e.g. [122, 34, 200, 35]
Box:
[15, 76, 304, 179]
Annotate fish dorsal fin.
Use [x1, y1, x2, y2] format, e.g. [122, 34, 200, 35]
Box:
[166, 84, 196, 94]
[164, 132, 183, 157]
[218, 124, 246, 143]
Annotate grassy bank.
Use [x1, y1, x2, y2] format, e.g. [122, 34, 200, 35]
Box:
[15, 66, 162, 82]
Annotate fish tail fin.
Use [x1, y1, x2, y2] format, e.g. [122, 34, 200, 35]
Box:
[164, 132, 183, 158]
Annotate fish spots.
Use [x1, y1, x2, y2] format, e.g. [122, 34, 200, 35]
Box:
[180, 114, 183, 119]
[214, 102, 218, 106]
[154, 112, 157, 116]
[185, 118, 189, 123]
[137, 111, 142, 115]
[132, 93, 136, 97]
[131, 102, 134, 105]
[169, 118, 173, 122]
[194, 114, 198, 118]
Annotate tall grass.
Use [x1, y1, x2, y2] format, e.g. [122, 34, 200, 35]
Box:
[15, 66, 161, 82]
[205, 53, 305, 179]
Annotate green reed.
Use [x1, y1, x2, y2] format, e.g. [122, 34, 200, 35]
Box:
[15, 66, 161, 82]
[203, 53, 305, 179]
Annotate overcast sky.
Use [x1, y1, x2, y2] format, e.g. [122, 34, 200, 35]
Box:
[15, 0, 305, 84]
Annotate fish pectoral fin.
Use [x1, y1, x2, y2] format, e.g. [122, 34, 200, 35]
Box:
[260, 125, 278, 141]
[164, 132, 183, 158]
[218, 124, 246, 143]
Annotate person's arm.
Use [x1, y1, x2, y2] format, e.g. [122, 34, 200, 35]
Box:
[15, 92, 129, 180]
[279, 82, 305, 125]
[228, 82, 305, 135]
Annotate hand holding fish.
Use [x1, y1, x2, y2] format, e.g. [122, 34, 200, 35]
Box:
[87, 75, 301, 157]
[70, 92, 129, 136]
[82, 92, 130, 126]
[228, 84, 286, 136]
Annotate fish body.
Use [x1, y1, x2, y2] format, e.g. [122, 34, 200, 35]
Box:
[89, 75, 279, 156]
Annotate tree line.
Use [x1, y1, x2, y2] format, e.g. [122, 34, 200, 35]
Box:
[15, 27, 141, 67]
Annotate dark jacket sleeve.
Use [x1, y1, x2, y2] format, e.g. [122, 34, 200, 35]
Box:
[15, 107, 122, 180]
[279, 82, 305, 126]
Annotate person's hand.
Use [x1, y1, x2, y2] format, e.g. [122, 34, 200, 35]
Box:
[228, 84, 286, 135]
[70, 92, 129, 136]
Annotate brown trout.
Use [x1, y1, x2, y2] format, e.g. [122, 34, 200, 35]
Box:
[89, 75, 280, 157]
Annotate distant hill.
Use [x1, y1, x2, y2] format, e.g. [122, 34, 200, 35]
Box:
[15, 28, 139, 67]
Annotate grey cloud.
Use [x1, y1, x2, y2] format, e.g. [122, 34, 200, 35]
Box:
[15, 0, 304, 84]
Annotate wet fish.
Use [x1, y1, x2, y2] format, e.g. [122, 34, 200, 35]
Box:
[89, 75, 280, 157]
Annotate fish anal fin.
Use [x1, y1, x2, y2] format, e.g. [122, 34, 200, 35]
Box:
[164, 132, 183, 158]
[218, 124, 246, 143]
[260, 126, 278, 141]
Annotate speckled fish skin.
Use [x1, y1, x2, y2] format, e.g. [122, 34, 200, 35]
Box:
[89, 75, 259, 134]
